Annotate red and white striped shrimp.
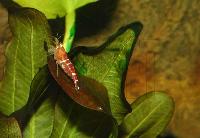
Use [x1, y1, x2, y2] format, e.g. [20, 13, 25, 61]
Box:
[53, 42, 79, 91]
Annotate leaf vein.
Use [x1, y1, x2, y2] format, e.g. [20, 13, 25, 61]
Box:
[127, 101, 164, 137]
[12, 38, 19, 112]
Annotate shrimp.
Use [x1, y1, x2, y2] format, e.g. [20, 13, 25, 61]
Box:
[53, 40, 79, 91]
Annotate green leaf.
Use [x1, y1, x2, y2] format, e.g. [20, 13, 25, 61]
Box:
[13, 0, 98, 19]
[120, 92, 175, 138]
[23, 97, 54, 138]
[109, 122, 118, 138]
[74, 23, 142, 124]
[22, 66, 54, 138]
[0, 8, 51, 115]
[0, 113, 22, 138]
[26, 66, 52, 109]
[50, 92, 117, 138]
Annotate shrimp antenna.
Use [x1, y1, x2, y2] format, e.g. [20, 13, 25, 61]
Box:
[56, 33, 64, 41]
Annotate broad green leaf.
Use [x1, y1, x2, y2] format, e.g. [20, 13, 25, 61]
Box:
[22, 66, 54, 138]
[109, 121, 118, 138]
[14, 0, 97, 19]
[74, 23, 142, 124]
[9, 66, 54, 138]
[23, 97, 54, 138]
[0, 8, 51, 115]
[120, 92, 174, 138]
[50, 92, 117, 138]
[26, 66, 52, 109]
[0, 113, 22, 138]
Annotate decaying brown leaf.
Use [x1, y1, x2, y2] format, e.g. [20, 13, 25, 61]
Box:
[48, 55, 110, 113]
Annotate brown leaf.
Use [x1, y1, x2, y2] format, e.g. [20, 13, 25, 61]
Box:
[48, 56, 110, 113]
[0, 45, 6, 80]
[0, 4, 12, 80]
[0, 112, 22, 138]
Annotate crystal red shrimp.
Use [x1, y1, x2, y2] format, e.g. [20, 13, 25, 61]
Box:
[54, 42, 79, 91]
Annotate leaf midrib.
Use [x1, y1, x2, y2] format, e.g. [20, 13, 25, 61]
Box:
[127, 101, 164, 138]
[98, 42, 127, 82]
[13, 38, 19, 112]
[100, 35, 134, 83]
[27, 16, 34, 79]
[27, 15, 35, 138]
[140, 105, 172, 137]
[59, 103, 74, 138]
